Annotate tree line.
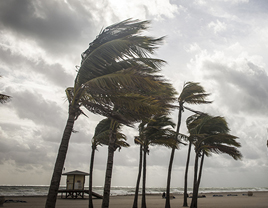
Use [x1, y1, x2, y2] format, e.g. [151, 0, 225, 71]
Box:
[44, 19, 242, 208]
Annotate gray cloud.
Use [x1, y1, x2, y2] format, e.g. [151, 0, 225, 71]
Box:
[0, 0, 267, 189]
[202, 59, 268, 116]
[0, 0, 96, 55]
[5, 88, 66, 128]
[0, 48, 74, 88]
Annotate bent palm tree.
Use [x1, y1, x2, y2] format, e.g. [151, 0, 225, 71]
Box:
[132, 136, 143, 208]
[137, 115, 177, 208]
[187, 114, 242, 208]
[46, 19, 176, 208]
[89, 118, 129, 208]
[165, 82, 212, 208]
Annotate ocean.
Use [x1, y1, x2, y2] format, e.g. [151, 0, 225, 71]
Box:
[0, 186, 267, 197]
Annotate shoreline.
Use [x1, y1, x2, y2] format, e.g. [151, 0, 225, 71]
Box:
[1, 191, 268, 208]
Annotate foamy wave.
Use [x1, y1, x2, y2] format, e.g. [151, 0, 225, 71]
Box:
[0, 186, 267, 196]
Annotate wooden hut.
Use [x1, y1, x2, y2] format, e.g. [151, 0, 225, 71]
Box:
[63, 170, 88, 191]
[59, 170, 102, 199]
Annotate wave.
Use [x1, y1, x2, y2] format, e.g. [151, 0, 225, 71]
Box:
[0, 186, 267, 196]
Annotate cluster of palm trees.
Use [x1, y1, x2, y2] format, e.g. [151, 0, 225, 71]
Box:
[45, 19, 242, 208]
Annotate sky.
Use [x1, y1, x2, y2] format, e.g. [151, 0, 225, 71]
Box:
[0, 0, 268, 189]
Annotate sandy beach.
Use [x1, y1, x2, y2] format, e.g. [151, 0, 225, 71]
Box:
[1, 192, 268, 208]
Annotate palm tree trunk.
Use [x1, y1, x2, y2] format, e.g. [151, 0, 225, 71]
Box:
[102, 120, 117, 208]
[133, 144, 143, 208]
[183, 141, 192, 207]
[88, 145, 96, 208]
[141, 147, 147, 208]
[197, 152, 204, 190]
[190, 152, 199, 208]
[45, 105, 76, 208]
[165, 147, 175, 208]
[191, 152, 204, 208]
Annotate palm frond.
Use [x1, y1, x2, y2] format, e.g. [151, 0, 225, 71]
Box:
[149, 137, 178, 149]
[0, 93, 11, 104]
[92, 118, 128, 148]
[187, 114, 230, 135]
[138, 115, 179, 149]
[202, 144, 242, 160]
[178, 81, 212, 107]
[83, 67, 168, 94]
[76, 19, 165, 87]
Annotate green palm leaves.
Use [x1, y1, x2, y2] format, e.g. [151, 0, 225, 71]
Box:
[166, 82, 212, 208]
[187, 114, 242, 208]
[77, 19, 165, 86]
[187, 114, 242, 160]
[69, 19, 176, 125]
[140, 115, 177, 149]
[92, 118, 129, 150]
[136, 115, 177, 208]
[89, 118, 129, 208]
[178, 82, 212, 106]
[46, 19, 176, 208]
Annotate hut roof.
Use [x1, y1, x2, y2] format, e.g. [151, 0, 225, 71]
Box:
[62, 170, 89, 176]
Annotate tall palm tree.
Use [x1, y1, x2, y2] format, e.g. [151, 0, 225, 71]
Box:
[45, 19, 176, 208]
[137, 115, 177, 208]
[165, 82, 212, 208]
[89, 118, 129, 208]
[187, 114, 242, 208]
[132, 136, 143, 208]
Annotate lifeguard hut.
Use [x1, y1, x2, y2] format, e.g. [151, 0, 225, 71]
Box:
[63, 170, 88, 191]
[59, 170, 102, 199]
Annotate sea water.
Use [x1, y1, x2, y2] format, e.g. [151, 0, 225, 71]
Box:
[0, 186, 267, 196]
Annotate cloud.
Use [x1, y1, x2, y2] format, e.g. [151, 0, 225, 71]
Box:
[0, 0, 94, 56]
[208, 19, 227, 34]
[0, 0, 268, 189]
[5, 88, 66, 127]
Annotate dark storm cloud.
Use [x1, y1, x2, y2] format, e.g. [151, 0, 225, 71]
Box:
[0, 0, 97, 55]
[5, 88, 66, 128]
[0, 0, 267, 188]
[0, 124, 52, 168]
[0, 48, 74, 88]
[202, 60, 268, 116]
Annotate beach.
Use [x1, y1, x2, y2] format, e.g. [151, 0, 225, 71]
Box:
[1, 192, 268, 208]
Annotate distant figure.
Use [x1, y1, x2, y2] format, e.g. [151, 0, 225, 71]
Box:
[162, 192, 166, 198]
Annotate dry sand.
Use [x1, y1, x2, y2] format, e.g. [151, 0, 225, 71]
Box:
[1, 192, 268, 208]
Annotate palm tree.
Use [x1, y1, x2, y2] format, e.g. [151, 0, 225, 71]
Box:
[0, 76, 11, 104]
[132, 136, 143, 208]
[137, 115, 177, 208]
[89, 118, 129, 208]
[165, 82, 212, 208]
[45, 19, 176, 208]
[187, 114, 242, 208]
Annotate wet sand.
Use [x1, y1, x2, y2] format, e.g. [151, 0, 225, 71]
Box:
[1, 192, 268, 208]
